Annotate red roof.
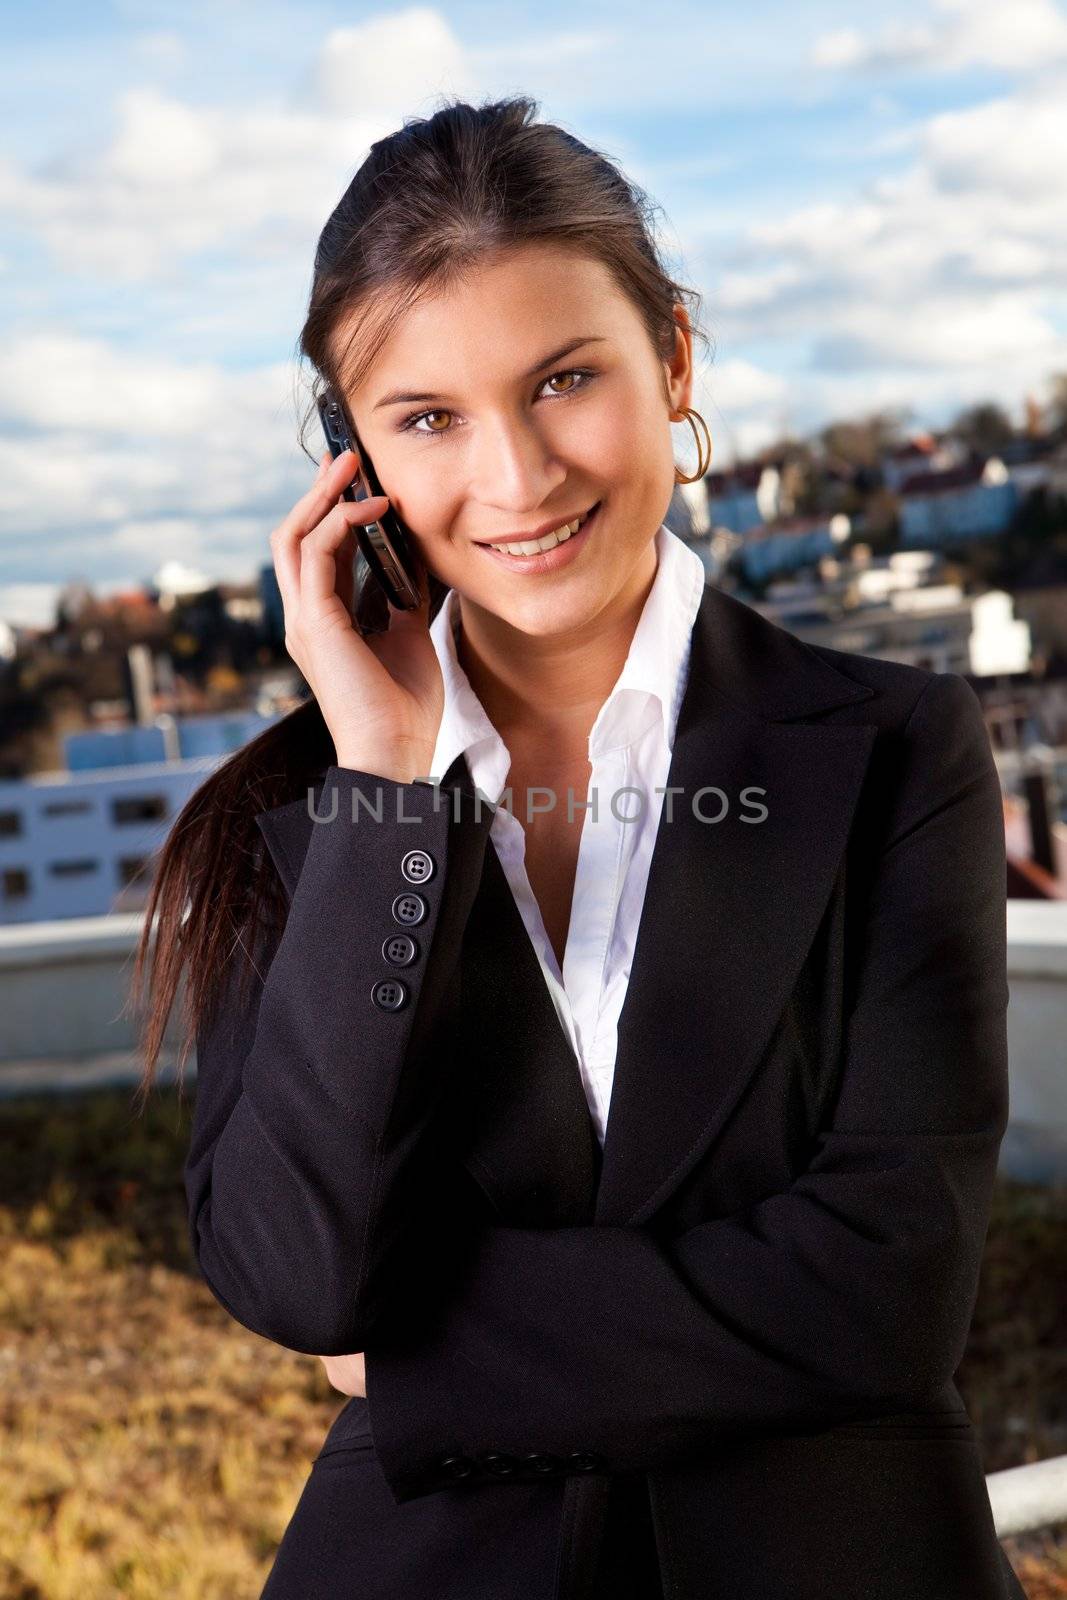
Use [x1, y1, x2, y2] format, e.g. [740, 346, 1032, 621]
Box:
[888, 434, 938, 461]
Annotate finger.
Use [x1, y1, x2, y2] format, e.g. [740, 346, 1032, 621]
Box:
[298, 496, 390, 621]
[273, 453, 362, 624]
[288, 455, 336, 590]
[279, 449, 363, 545]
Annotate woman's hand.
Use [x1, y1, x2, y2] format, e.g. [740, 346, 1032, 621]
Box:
[269, 448, 445, 783]
[318, 1351, 366, 1398]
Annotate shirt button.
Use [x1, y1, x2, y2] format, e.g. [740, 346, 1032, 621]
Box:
[400, 848, 436, 884]
[392, 891, 428, 926]
[371, 978, 408, 1012]
[381, 933, 419, 966]
[517, 1452, 560, 1476]
[566, 1451, 606, 1472]
[478, 1452, 518, 1478]
[436, 1453, 475, 1482]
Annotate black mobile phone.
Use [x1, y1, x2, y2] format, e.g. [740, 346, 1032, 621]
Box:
[316, 385, 423, 635]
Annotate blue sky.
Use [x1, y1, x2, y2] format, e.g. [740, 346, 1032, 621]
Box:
[2, 0, 1066, 624]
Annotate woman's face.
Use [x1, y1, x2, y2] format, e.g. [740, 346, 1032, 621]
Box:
[340, 242, 694, 642]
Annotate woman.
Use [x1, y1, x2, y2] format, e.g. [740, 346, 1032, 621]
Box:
[132, 95, 1026, 1600]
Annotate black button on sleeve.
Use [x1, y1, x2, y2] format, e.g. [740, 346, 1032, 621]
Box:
[436, 1453, 475, 1482]
[391, 891, 428, 926]
[400, 848, 436, 884]
[381, 933, 419, 966]
[371, 978, 408, 1012]
[517, 1451, 560, 1476]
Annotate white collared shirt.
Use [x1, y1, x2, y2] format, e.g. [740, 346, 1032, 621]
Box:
[427, 522, 707, 1147]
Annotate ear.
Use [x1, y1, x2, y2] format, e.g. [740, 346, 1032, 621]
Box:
[665, 304, 694, 418]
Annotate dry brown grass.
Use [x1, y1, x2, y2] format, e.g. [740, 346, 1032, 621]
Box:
[959, 1174, 1067, 1598]
[0, 1084, 1063, 1598]
[0, 1086, 348, 1599]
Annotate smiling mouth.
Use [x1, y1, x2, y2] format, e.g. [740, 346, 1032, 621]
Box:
[475, 502, 600, 557]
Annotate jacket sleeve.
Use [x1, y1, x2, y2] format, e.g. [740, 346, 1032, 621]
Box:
[362, 672, 1011, 1504]
[183, 764, 494, 1354]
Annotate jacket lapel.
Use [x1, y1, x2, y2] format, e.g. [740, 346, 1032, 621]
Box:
[592, 583, 877, 1226]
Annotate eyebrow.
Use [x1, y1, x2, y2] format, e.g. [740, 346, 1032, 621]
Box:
[372, 336, 610, 411]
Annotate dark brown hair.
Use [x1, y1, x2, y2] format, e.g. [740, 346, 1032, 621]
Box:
[127, 91, 711, 1111]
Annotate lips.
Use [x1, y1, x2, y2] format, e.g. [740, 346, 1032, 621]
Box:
[474, 500, 602, 574]
[475, 501, 599, 552]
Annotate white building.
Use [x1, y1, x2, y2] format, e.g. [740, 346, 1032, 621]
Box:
[0, 757, 222, 925]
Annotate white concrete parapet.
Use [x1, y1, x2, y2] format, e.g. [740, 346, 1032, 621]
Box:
[987, 1452, 1067, 1537]
[1, 906, 1066, 1187]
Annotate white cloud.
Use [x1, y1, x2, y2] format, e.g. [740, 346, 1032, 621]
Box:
[710, 68, 1067, 342]
[0, 86, 399, 283]
[813, 24, 938, 72]
[0, 331, 297, 440]
[110, 516, 270, 576]
[0, 331, 322, 602]
[0, 9, 508, 289]
[303, 12, 476, 114]
[714, 263, 807, 312]
[812, 0, 1067, 75]
[700, 357, 789, 413]
[922, 90, 1067, 197]
[811, 293, 1056, 370]
[691, 55, 1067, 436]
[0, 7, 521, 288]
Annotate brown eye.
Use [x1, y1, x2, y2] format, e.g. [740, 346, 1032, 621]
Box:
[402, 408, 454, 437]
[547, 371, 579, 394]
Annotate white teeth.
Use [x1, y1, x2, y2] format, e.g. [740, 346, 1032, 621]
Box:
[484, 508, 592, 557]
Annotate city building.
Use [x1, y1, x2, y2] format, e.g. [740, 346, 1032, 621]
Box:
[898, 457, 1019, 546]
[0, 711, 283, 924]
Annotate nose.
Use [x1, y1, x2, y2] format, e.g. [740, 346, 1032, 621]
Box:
[470, 413, 567, 513]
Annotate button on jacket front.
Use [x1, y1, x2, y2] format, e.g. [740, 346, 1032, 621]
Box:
[185, 572, 1024, 1600]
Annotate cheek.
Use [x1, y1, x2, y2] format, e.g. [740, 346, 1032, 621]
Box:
[384, 471, 461, 553]
[581, 428, 629, 487]
[583, 383, 665, 484]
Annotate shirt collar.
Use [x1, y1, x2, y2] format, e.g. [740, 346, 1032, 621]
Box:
[426, 521, 707, 792]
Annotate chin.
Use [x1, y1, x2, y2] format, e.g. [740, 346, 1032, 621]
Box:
[498, 589, 607, 638]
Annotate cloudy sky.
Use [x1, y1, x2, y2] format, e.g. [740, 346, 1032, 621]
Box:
[2, 0, 1066, 626]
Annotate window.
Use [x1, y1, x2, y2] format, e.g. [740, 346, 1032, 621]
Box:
[112, 795, 168, 824]
[118, 855, 154, 888]
[2, 867, 30, 900]
[41, 799, 92, 819]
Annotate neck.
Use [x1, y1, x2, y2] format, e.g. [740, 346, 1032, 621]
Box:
[454, 539, 658, 757]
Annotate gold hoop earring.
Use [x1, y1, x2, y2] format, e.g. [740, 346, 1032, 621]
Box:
[673, 407, 713, 483]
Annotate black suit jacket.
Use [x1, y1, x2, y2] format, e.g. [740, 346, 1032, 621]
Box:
[185, 580, 1026, 1600]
